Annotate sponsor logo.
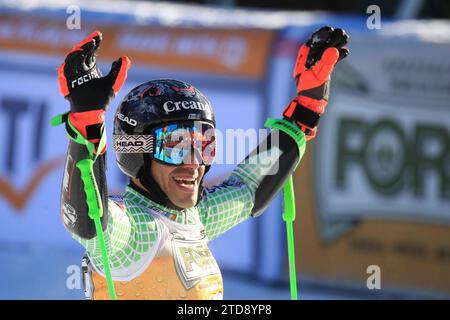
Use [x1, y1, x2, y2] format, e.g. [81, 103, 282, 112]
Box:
[113, 135, 153, 154]
[116, 141, 144, 147]
[315, 93, 450, 241]
[163, 100, 210, 114]
[70, 70, 100, 88]
[172, 238, 221, 289]
[188, 113, 201, 120]
[62, 202, 77, 227]
[62, 155, 73, 193]
[116, 113, 137, 126]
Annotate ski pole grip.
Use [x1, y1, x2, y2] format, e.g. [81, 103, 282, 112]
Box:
[76, 159, 103, 220]
[76, 158, 116, 300]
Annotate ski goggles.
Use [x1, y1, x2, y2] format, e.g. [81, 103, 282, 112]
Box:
[113, 121, 216, 166]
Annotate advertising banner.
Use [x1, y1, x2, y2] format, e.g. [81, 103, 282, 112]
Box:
[0, 13, 274, 79]
[293, 22, 450, 294]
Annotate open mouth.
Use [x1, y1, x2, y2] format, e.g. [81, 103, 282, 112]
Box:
[172, 177, 196, 191]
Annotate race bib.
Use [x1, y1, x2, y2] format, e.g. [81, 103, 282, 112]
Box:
[172, 238, 221, 289]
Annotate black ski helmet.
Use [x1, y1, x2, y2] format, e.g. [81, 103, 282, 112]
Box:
[113, 79, 216, 180]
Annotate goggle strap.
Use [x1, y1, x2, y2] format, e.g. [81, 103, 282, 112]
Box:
[112, 135, 154, 154]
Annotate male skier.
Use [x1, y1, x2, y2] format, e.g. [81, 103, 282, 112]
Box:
[56, 26, 349, 299]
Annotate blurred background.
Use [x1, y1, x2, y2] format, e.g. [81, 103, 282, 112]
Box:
[0, 0, 449, 300]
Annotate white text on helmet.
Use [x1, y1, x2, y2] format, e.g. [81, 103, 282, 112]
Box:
[117, 113, 137, 126]
[163, 100, 210, 114]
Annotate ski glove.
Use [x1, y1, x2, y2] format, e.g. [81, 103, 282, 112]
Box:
[57, 31, 130, 154]
[283, 26, 349, 140]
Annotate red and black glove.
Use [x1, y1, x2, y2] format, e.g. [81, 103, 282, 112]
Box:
[58, 30, 130, 154]
[283, 26, 349, 140]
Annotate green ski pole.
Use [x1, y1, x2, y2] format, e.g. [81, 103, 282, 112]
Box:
[77, 159, 117, 300]
[282, 175, 298, 300]
[51, 112, 116, 299]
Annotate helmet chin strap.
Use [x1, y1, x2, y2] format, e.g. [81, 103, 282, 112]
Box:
[129, 156, 208, 211]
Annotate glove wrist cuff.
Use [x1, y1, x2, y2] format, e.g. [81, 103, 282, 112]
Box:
[283, 98, 321, 130]
[51, 110, 107, 158]
[68, 110, 105, 130]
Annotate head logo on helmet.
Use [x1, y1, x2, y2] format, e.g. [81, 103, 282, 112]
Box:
[116, 112, 137, 126]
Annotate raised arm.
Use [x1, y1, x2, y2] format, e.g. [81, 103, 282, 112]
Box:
[199, 27, 349, 238]
[56, 31, 130, 239]
[247, 26, 349, 216]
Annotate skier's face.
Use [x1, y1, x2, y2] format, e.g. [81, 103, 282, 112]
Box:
[150, 158, 205, 209]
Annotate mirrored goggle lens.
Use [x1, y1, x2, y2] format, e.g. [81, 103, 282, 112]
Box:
[153, 122, 215, 165]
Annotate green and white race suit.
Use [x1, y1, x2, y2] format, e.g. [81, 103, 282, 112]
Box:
[63, 120, 306, 300]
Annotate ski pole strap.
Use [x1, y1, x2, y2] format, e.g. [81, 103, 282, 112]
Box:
[264, 118, 306, 166]
[283, 176, 298, 300]
[77, 159, 117, 300]
[51, 112, 106, 162]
